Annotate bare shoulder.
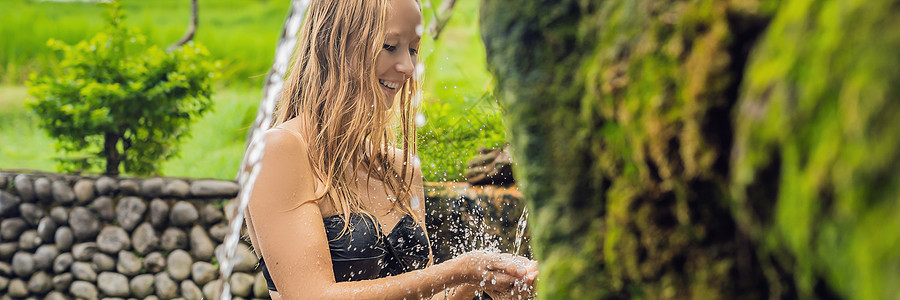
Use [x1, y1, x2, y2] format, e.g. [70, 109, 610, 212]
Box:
[264, 128, 303, 152]
[248, 127, 319, 210]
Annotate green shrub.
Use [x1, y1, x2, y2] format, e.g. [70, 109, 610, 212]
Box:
[418, 94, 506, 182]
[416, 0, 507, 182]
[26, 1, 218, 175]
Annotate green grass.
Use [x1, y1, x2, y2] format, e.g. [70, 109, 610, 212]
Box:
[0, 0, 506, 181]
[0, 85, 55, 172]
[159, 88, 259, 179]
[0, 0, 285, 87]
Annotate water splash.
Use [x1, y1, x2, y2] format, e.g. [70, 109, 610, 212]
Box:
[215, 1, 310, 299]
[427, 183, 532, 264]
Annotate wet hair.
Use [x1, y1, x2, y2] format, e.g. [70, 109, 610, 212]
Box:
[271, 0, 421, 235]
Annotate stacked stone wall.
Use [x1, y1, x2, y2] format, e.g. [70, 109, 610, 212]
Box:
[0, 171, 528, 299]
[0, 171, 267, 300]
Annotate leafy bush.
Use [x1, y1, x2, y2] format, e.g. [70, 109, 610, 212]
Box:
[418, 94, 506, 182]
[26, 1, 218, 175]
[415, 0, 508, 182]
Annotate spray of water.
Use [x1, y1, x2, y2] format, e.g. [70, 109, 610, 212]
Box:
[215, 1, 310, 299]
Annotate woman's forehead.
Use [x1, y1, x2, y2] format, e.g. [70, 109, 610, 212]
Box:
[387, 0, 423, 28]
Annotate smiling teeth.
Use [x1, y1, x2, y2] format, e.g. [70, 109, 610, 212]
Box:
[379, 79, 401, 89]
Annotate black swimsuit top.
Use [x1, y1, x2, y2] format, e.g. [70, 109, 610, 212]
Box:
[259, 213, 430, 291]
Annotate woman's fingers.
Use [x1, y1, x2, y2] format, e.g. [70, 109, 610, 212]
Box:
[523, 260, 538, 285]
[459, 250, 540, 293]
[484, 271, 519, 292]
[484, 253, 534, 279]
[483, 271, 535, 300]
[525, 269, 539, 284]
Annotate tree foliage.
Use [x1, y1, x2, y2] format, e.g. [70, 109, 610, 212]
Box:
[26, 0, 218, 175]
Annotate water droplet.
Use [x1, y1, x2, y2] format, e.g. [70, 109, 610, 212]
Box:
[416, 62, 425, 77]
[415, 113, 426, 127]
[411, 196, 420, 210]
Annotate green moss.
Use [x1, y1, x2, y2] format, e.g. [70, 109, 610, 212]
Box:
[482, 0, 775, 298]
[483, 0, 900, 298]
[732, 0, 900, 298]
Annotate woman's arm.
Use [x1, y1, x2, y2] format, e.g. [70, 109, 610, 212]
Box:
[247, 129, 529, 300]
[406, 157, 486, 300]
[405, 152, 536, 300]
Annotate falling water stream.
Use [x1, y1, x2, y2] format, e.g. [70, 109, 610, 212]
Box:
[513, 206, 529, 256]
[214, 1, 310, 299]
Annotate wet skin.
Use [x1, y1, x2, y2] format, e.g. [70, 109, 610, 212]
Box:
[243, 0, 538, 299]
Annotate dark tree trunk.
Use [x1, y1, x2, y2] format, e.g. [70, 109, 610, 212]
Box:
[427, 0, 457, 40]
[167, 0, 199, 53]
[480, 0, 900, 299]
[104, 132, 121, 175]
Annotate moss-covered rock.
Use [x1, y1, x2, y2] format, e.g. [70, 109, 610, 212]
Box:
[731, 0, 900, 299]
[480, 0, 900, 299]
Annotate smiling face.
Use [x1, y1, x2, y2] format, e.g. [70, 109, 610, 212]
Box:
[375, 0, 422, 107]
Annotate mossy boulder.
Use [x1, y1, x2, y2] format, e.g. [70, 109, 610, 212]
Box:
[480, 0, 900, 299]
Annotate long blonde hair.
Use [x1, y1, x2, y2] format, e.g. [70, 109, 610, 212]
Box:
[272, 0, 421, 233]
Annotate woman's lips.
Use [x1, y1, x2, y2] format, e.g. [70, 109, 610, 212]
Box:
[379, 79, 403, 96]
[379, 79, 402, 89]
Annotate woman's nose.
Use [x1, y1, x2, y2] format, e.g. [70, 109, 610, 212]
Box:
[396, 55, 415, 79]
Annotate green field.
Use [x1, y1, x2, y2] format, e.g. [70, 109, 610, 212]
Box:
[0, 0, 504, 181]
[0, 0, 285, 87]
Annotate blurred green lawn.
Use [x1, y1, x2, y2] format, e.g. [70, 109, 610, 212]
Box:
[0, 0, 285, 87]
[0, 0, 505, 181]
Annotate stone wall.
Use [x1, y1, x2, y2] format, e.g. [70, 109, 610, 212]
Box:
[0, 171, 266, 300]
[0, 171, 527, 299]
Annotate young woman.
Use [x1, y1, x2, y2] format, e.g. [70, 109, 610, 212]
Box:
[243, 0, 539, 299]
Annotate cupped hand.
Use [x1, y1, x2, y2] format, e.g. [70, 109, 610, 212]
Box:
[482, 269, 537, 300]
[457, 251, 539, 299]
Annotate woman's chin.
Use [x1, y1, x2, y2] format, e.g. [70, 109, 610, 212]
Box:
[381, 88, 398, 106]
